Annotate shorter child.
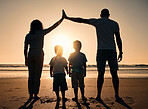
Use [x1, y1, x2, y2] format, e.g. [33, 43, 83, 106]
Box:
[68, 40, 87, 102]
[49, 45, 68, 105]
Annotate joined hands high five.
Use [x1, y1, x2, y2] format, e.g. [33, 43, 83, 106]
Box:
[62, 10, 68, 19]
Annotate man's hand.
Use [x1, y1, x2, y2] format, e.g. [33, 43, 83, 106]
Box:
[118, 52, 123, 62]
[62, 10, 68, 19]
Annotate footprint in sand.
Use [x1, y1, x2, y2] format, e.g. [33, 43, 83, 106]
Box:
[104, 97, 114, 105]
[40, 96, 57, 104]
[9, 98, 20, 101]
[4, 89, 13, 92]
[96, 104, 101, 107]
[1, 106, 9, 109]
[9, 96, 26, 102]
[14, 88, 20, 90]
[124, 96, 135, 105]
[88, 97, 98, 104]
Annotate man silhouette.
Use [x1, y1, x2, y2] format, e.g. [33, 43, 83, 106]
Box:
[63, 9, 123, 102]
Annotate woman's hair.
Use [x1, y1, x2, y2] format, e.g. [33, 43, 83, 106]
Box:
[29, 20, 43, 33]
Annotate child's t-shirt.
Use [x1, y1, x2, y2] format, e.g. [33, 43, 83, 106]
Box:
[49, 56, 68, 76]
[68, 52, 87, 74]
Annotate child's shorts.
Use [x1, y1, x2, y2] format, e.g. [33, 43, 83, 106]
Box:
[71, 72, 85, 88]
[53, 73, 68, 92]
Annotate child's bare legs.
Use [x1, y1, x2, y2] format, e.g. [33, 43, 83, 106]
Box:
[34, 94, 40, 100]
[55, 91, 60, 101]
[80, 87, 86, 101]
[61, 91, 67, 107]
[61, 91, 66, 101]
[28, 94, 40, 101]
[80, 87, 84, 97]
[73, 88, 78, 102]
[29, 94, 33, 100]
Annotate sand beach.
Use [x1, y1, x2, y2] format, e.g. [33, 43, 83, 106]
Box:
[0, 77, 148, 109]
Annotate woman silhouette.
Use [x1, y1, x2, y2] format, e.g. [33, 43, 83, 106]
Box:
[24, 11, 64, 100]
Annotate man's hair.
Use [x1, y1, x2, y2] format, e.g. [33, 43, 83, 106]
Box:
[54, 45, 63, 55]
[73, 40, 82, 51]
[101, 8, 110, 18]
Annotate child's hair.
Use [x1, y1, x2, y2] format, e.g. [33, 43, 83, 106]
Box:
[73, 40, 82, 51]
[30, 19, 43, 34]
[54, 45, 63, 56]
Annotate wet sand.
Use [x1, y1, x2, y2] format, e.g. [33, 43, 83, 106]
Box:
[0, 78, 148, 109]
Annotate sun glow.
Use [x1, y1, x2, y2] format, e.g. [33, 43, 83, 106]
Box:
[51, 34, 73, 58]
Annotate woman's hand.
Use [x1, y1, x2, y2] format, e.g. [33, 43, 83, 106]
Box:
[25, 59, 28, 66]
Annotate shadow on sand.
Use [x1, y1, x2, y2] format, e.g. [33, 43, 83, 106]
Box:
[99, 100, 111, 109]
[73, 100, 90, 109]
[54, 100, 67, 109]
[116, 99, 132, 109]
[19, 98, 39, 109]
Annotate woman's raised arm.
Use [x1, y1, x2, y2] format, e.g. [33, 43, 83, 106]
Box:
[43, 10, 65, 35]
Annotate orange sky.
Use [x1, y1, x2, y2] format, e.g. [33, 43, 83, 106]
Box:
[0, 0, 148, 64]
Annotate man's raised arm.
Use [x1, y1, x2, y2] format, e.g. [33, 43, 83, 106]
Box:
[63, 10, 90, 25]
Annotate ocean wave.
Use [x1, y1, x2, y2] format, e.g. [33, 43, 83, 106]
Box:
[0, 64, 148, 68]
[0, 69, 148, 72]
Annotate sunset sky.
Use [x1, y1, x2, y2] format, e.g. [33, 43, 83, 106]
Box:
[0, 0, 148, 65]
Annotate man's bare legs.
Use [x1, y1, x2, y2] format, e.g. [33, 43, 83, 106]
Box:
[96, 71, 105, 101]
[110, 71, 120, 100]
[96, 70, 120, 101]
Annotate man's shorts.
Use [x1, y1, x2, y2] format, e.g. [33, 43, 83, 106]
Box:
[96, 49, 118, 72]
[53, 73, 68, 92]
[71, 72, 85, 88]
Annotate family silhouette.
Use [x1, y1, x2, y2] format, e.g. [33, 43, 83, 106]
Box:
[23, 8, 123, 108]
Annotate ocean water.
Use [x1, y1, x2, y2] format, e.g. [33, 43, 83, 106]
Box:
[0, 64, 148, 79]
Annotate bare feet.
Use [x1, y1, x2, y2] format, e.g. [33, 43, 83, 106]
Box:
[82, 96, 87, 102]
[95, 96, 103, 103]
[34, 95, 40, 100]
[72, 97, 78, 102]
[115, 96, 123, 102]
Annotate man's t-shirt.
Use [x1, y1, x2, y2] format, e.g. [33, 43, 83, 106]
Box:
[68, 52, 87, 74]
[89, 17, 119, 50]
[49, 56, 68, 76]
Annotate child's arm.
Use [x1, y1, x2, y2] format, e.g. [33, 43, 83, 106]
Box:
[65, 65, 68, 75]
[50, 66, 53, 77]
[83, 62, 86, 77]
